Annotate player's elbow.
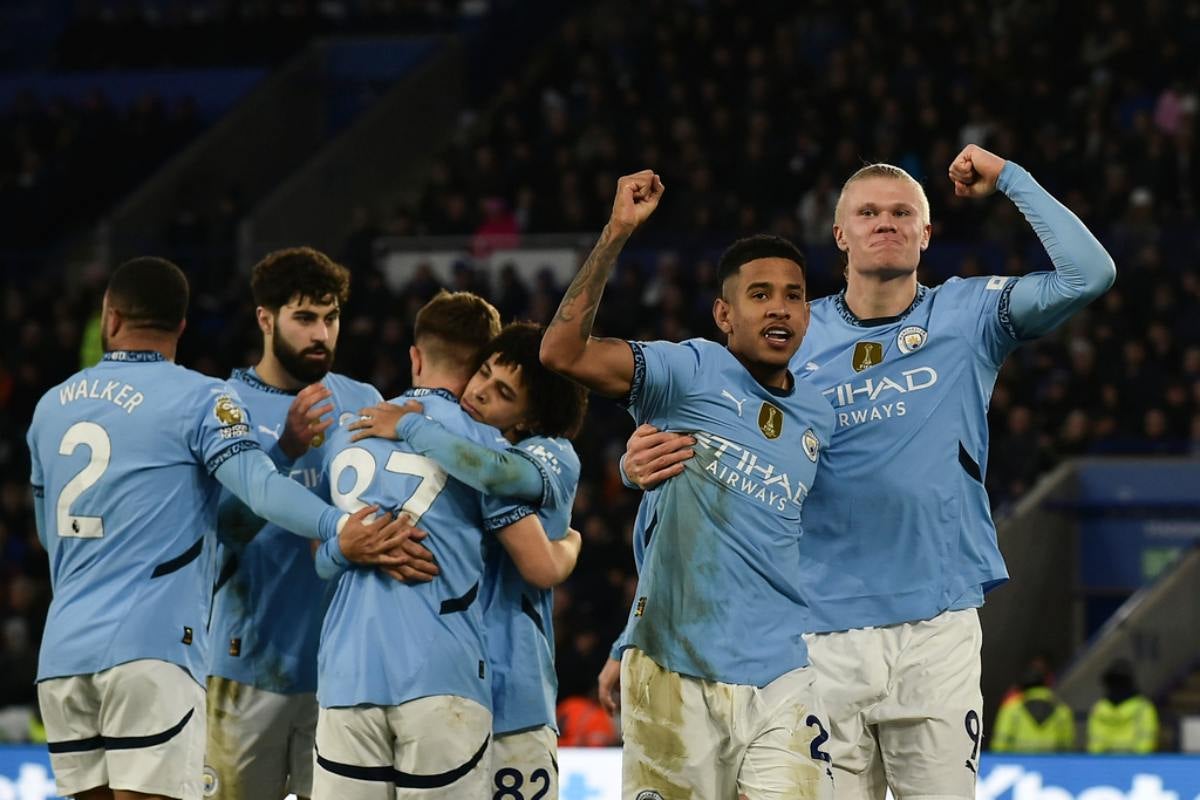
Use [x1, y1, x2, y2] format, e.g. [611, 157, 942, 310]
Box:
[514, 559, 562, 589]
[1078, 250, 1116, 301]
[539, 335, 577, 377]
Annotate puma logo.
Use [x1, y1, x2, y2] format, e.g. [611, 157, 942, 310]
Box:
[721, 390, 748, 417]
[258, 424, 281, 440]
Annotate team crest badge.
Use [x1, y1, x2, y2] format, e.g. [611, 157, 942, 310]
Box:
[852, 341, 884, 372]
[897, 325, 928, 354]
[802, 428, 820, 462]
[213, 395, 244, 425]
[758, 402, 783, 439]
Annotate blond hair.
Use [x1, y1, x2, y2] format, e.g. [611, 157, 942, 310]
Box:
[835, 163, 931, 224]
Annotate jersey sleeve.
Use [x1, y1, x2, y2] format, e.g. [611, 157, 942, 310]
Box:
[448, 412, 538, 534]
[396, 413, 544, 501]
[998, 162, 1116, 339]
[26, 404, 47, 547]
[189, 382, 262, 474]
[948, 276, 1024, 366]
[512, 438, 581, 539]
[624, 339, 702, 422]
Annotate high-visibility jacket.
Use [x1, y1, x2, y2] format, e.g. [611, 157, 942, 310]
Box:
[1087, 695, 1158, 753]
[991, 686, 1075, 752]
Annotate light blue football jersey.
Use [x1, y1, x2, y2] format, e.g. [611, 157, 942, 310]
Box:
[794, 278, 1018, 632]
[481, 436, 580, 735]
[207, 368, 381, 694]
[316, 388, 530, 710]
[794, 162, 1115, 635]
[622, 339, 835, 687]
[27, 351, 261, 684]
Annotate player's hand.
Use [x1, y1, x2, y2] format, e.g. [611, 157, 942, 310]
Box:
[348, 400, 423, 442]
[375, 515, 440, 584]
[624, 424, 694, 490]
[338, 509, 439, 582]
[280, 383, 334, 458]
[598, 656, 621, 716]
[608, 170, 665, 238]
[948, 144, 1007, 198]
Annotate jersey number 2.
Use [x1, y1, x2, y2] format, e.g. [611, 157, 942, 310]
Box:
[329, 448, 448, 526]
[56, 421, 111, 538]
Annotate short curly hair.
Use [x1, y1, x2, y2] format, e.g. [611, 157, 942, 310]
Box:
[477, 322, 588, 440]
[250, 246, 351, 310]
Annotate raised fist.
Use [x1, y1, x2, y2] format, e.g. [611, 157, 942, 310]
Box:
[948, 144, 1008, 198]
[609, 170, 665, 237]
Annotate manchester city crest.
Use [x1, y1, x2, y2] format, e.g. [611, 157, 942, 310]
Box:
[897, 325, 928, 354]
[802, 428, 820, 462]
[758, 401, 784, 439]
[852, 341, 884, 372]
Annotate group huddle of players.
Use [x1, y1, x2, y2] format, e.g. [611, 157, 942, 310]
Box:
[26, 142, 1114, 800]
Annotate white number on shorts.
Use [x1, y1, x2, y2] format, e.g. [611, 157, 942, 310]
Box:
[329, 447, 448, 526]
[56, 421, 111, 538]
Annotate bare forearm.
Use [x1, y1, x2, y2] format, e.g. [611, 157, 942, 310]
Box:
[540, 224, 635, 395]
[548, 535, 582, 584]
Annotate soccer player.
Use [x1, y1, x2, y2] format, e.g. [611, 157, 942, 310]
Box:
[309, 294, 582, 800]
[25, 257, 408, 800]
[348, 321, 588, 800]
[205, 247, 430, 800]
[540, 171, 837, 800]
[617, 144, 1116, 799]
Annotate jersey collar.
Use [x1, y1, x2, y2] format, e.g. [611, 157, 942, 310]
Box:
[833, 284, 928, 328]
[102, 350, 165, 363]
[231, 367, 296, 396]
[404, 387, 458, 403]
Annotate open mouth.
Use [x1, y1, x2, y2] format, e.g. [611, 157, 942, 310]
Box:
[762, 326, 794, 348]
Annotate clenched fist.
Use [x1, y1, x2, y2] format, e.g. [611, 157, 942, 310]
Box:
[609, 170, 665, 237]
[948, 144, 1008, 198]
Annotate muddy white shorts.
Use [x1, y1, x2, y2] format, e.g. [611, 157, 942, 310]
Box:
[621, 647, 836, 800]
[492, 725, 558, 799]
[39, 658, 206, 800]
[312, 695, 492, 800]
[204, 675, 317, 799]
[805, 608, 984, 800]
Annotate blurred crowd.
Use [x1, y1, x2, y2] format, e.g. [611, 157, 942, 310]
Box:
[0, 89, 204, 259]
[2, 0, 1200, 745]
[54, 0, 491, 68]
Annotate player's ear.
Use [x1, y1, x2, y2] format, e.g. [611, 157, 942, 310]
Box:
[920, 221, 932, 251]
[833, 222, 849, 253]
[106, 304, 123, 340]
[712, 296, 733, 335]
[255, 306, 274, 337]
[409, 345, 423, 379]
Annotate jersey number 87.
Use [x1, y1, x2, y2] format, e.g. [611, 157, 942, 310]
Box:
[328, 448, 447, 526]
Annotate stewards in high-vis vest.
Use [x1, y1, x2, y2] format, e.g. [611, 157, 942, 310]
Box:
[1087, 660, 1159, 753]
[992, 668, 1074, 752]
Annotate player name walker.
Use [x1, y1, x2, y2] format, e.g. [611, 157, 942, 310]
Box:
[58, 378, 145, 414]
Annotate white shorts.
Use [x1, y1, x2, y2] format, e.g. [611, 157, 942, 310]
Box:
[38, 659, 206, 800]
[312, 695, 492, 800]
[204, 675, 317, 799]
[493, 725, 558, 799]
[805, 608, 984, 800]
[621, 647, 835, 800]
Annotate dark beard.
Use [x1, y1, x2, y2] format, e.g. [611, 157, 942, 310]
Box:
[273, 335, 334, 384]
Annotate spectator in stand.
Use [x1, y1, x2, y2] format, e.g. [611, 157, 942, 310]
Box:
[992, 664, 1075, 753]
[1087, 660, 1160, 754]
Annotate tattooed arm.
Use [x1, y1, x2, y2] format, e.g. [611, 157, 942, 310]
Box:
[539, 169, 665, 398]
